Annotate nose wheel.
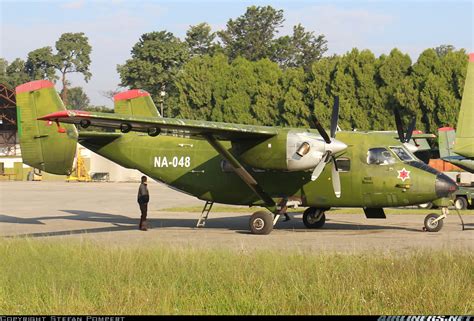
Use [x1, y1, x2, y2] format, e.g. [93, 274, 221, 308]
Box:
[423, 213, 444, 232]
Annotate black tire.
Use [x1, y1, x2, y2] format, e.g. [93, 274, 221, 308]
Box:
[454, 197, 468, 210]
[148, 127, 161, 137]
[418, 202, 433, 209]
[423, 213, 444, 232]
[120, 123, 132, 133]
[80, 119, 91, 129]
[249, 211, 273, 235]
[303, 207, 326, 229]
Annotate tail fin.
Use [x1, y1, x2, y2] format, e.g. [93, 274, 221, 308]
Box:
[114, 89, 160, 117]
[438, 127, 457, 158]
[16, 80, 77, 175]
[454, 53, 474, 158]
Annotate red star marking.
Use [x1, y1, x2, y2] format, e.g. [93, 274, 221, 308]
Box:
[397, 168, 411, 182]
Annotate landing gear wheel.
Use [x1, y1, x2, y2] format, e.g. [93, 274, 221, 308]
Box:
[303, 207, 326, 229]
[418, 202, 433, 209]
[249, 211, 273, 235]
[423, 213, 444, 232]
[454, 197, 468, 210]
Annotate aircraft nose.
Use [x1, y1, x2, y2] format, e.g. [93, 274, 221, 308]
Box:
[435, 173, 458, 198]
[327, 139, 347, 154]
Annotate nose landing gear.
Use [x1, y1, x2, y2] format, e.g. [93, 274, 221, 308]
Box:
[423, 205, 466, 232]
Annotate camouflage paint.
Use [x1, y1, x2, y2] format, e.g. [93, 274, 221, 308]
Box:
[454, 53, 474, 158]
[78, 129, 443, 208]
[15, 80, 77, 175]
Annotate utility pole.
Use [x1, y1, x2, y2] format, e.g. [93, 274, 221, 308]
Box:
[160, 86, 166, 117]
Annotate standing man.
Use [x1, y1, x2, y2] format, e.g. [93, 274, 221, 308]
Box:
[137, 175, 150, 231]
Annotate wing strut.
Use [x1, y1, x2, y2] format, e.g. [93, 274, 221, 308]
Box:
[205, 135, 276, 210]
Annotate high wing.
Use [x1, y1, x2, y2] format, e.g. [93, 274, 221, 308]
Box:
[38, 110, 278, 140]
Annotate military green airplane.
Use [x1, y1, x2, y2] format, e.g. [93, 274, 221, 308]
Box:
[17, 58, 468, 234]
[437, 53, 474, 172]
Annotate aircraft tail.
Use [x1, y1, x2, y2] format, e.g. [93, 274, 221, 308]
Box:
[438, 127, 457, 158]
[15, 80, 78, 175]
[454, 53, 474, 158]
[114, 89, 160, 117]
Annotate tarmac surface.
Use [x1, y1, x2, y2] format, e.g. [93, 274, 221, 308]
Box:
[1, 181, 473, 253]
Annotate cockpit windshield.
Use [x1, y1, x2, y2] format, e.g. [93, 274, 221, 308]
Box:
[390, 146, 415, 162]
[367, 148, 396, 165]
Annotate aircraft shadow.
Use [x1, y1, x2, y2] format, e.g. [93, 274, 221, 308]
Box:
[1, 210, 426, 238]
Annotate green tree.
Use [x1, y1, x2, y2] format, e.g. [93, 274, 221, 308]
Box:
[2, 58, 30, 88]
[435, 44, 455, 58]
[273, 24, 327, 70]
[185, 23, 217, 57]
[218, 5, 284, 61]
[280, 67, 310, 127]
[307, 55, 339, 128]
[251, 58, 282, 125]
[53, 32, 92, 106]
[62, 86, 90, 110]
[25, 47, 57, 81]
[118, 31, 189, 101]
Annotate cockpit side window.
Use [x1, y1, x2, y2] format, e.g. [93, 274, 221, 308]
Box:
[367, 148, 396, 165]
[389, 146, 415, 162]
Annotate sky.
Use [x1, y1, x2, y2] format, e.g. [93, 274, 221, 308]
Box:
[1, 0, 473, 107]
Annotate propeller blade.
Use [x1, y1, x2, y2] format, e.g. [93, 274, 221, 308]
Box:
[331, 158, 341, 198]
[311, 151, 331, 181]
[311, 115, 331, 144]
[394, 109, 405, 143]
[330, 96, 339, 139]
[405, 117, 416, 143]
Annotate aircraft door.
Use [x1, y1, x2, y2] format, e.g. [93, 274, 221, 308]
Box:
[362, 147, 399, 207]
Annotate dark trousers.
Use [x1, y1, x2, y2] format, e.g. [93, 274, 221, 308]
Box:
[139, 202, 148, 219]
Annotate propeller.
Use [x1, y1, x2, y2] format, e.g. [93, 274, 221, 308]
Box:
[310, 97, 345, 198]
[394, 109, 416, 143]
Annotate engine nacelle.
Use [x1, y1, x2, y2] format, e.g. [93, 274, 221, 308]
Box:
[233, 130, 330, 171]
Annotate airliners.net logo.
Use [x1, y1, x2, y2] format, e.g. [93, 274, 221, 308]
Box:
[378, 317, 472, 321]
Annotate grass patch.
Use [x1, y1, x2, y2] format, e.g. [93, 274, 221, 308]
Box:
[158, 205, 474, 216]
[0, 239, 472, 315]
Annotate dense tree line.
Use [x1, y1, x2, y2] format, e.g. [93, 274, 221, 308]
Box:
[117, 5, 468, 132]
[168, 48, 468, 132]
[1, 5, 468, 132]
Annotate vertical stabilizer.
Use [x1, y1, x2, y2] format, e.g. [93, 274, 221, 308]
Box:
[114, 89, 160, 117]
[438, 127, 457, 158]
[454, 53, 474, 158]
[16, 80, 78, 175]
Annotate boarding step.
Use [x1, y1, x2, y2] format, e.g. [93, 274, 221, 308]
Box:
[196, 201, 214, 228]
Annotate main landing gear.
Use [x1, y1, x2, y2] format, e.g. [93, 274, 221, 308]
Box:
[248, 206, 329, 235]
[302, 207, 327, 229]
[249, 211, 274, 235]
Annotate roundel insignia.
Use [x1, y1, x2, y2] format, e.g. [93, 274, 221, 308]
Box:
[397, 168, 411, 182]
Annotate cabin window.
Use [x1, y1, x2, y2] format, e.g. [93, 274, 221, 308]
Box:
[390, 146, 415, 162]
[336, 158, 351, 172]
[367, 148, 396, 165]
